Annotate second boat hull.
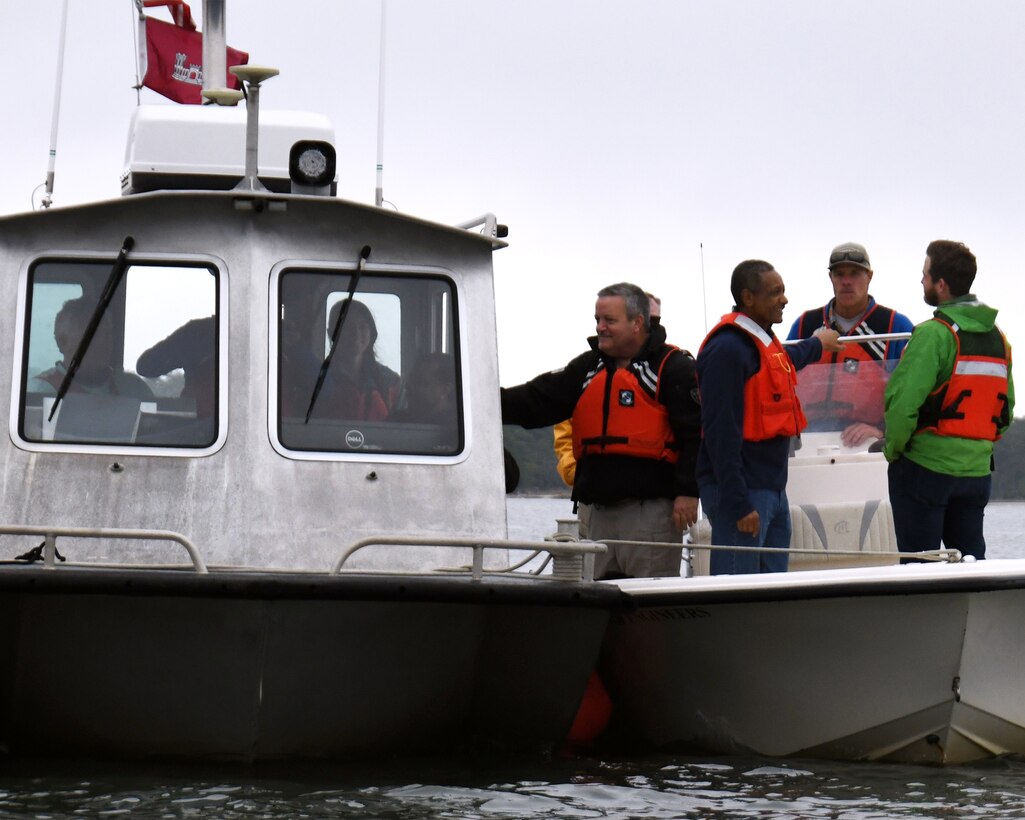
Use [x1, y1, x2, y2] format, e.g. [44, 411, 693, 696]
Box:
[600, 561, 1025, 764]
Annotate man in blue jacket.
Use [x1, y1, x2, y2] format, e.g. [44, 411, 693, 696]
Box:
[698, 260, 842, 575]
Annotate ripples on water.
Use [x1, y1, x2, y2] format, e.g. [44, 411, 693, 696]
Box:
[5, 753, 1025, 818]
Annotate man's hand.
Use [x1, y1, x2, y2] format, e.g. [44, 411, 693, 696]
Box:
[673, 496, 699, 531]
[841, 422, 883, 448]
[813, 327, 845, 353]
[736, 509, 760, 535]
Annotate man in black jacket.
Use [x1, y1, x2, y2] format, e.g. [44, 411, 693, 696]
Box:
[501, 282, 700, 579]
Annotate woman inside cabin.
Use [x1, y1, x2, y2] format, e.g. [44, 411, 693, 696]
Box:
[285, 298, 400, 422]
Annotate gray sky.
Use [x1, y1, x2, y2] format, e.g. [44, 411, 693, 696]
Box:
[3, 1, 1023, 386]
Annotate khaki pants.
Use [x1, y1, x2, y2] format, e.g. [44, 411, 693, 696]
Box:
[589, 497, 683, 579]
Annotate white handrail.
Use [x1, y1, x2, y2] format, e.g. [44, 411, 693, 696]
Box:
[333, 535, 606, 580]
[594, 538, 960, 564]
[783, 331, 912, 346]
[2, 525, 207, 573]
[455, 213, 504, 237]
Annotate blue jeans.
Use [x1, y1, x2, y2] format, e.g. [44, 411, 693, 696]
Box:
[699, 484, 791, 575]
[888, 457, 991, 560]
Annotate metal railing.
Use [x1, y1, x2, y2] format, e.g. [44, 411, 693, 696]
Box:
[455, 213, 508, 240]
[1, 525, 207, 573]
[332, 535, 606, 581]
[782, 331, 912, 346]
[678, 541, 961, 564]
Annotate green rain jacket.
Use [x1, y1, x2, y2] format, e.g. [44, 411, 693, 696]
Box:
[883, 295, 1014, 476]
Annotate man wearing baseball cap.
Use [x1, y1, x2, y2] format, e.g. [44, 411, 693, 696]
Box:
[787, 242, 914, 447]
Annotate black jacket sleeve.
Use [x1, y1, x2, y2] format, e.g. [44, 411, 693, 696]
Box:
[500, 351, 594, 429]
[660, 348, 702, 498]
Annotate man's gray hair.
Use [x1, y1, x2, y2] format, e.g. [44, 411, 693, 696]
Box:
[598, 282, 650, 329]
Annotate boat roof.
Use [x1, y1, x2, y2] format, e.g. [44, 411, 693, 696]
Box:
[0, 187, 507, 251]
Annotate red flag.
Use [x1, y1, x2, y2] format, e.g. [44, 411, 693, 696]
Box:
[143, 0, 197, 31]
[143, 17, 249, 104]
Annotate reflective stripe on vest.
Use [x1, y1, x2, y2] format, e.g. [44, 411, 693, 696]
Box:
[954, 359, 1008, 378]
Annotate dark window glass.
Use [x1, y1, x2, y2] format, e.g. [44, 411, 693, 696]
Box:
[20, 260, 219, 448]
[278, 269, 462, 456]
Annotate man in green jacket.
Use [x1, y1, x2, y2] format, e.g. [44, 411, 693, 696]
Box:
[883, 240, 1014, 559]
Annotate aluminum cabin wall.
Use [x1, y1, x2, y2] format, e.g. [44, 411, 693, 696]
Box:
[0, 192, 507, 571]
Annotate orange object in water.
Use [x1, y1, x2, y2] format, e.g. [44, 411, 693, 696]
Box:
[567, 671, 612, 745]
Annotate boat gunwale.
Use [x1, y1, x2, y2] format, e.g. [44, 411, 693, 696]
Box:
[608, 560, 1025, 610]
[0, 562, 626, 608]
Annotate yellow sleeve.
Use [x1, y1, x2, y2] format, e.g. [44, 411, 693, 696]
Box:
[553, 419, 576, 486]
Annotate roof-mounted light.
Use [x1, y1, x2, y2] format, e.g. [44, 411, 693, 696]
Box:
[289, 140, 336, 195]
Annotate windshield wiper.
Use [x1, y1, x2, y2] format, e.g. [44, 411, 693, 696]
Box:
[303, 244, 372, 423]
[48, 236, 135, 422]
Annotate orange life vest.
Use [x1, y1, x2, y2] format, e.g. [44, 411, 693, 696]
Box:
[798, 344, 888, 427]
[701, 313, 807, 441]
[915, 315, 1011, 441]
[571, 349, 679, 463]
[794, 303, 897, 426]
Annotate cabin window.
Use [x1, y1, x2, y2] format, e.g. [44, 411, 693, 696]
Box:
[276, 268, 462, 457]
[18, 258, 220, 451]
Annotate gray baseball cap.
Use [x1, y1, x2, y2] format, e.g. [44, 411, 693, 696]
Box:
[828, 242, 872, 271]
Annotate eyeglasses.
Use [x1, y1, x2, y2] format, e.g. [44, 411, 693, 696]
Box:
[829, 248, 868, 266]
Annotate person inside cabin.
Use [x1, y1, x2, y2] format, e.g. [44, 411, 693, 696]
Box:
[502, 282, 700, 580]
[883, 240, 1014, 561]
[697, 260, 843, 575]
[136, 315, 216, 419]
[787, 242, 915, 448]
[552, 291, 662, 540]
[288, 298, 400, 421]
[34, 296, 154, 400]
[390, 352, 457, 425]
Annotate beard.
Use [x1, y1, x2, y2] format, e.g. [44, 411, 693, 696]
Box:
[923, 284, 940, 306]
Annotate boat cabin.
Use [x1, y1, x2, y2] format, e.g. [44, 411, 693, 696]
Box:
[0, 105, 509, 572]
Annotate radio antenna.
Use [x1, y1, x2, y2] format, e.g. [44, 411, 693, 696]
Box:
[40, 0, 70, 209]
[375, 0, 387, 207]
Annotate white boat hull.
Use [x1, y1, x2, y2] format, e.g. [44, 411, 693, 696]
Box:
[600, 561, 1025, 764]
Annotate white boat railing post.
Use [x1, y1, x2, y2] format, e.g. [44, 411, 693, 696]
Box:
[471, 543, 484, 579]
[43, 532, 59, 568]
[582, 551, 595, 582]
